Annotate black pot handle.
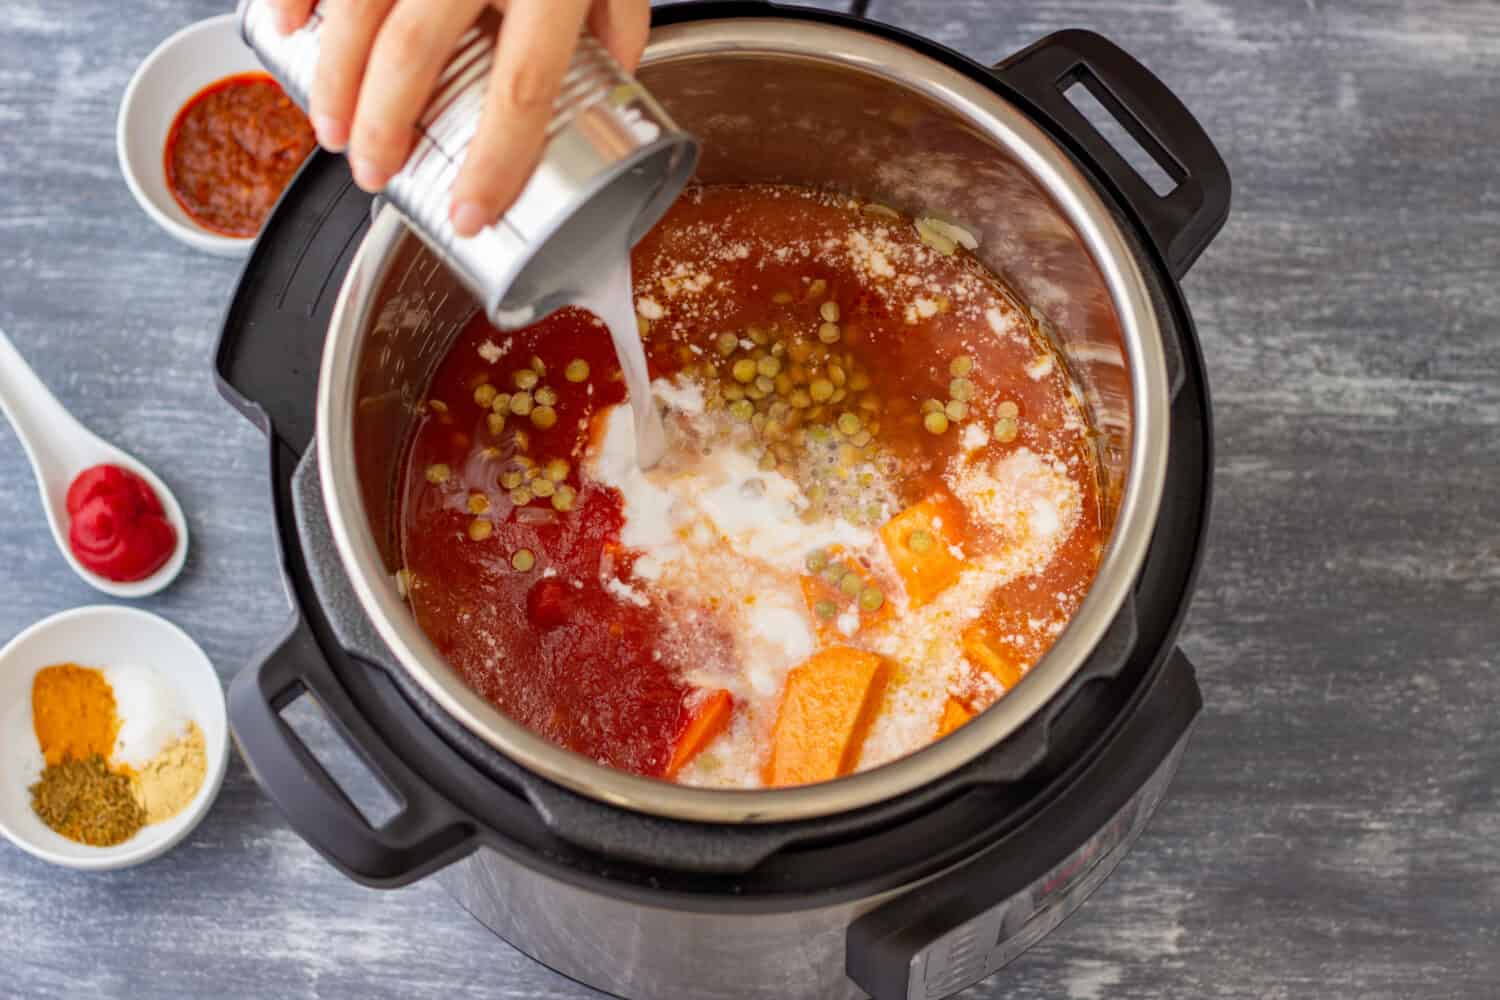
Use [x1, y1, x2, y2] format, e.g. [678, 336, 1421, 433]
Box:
[228, 612, 480, 887]
[995, 29, 1231, 279]
[847, 647, 1202, 1000]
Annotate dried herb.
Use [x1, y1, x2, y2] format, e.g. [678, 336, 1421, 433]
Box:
[30, 754, 145, 847]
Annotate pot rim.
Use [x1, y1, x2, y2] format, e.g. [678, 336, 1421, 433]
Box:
[316, 17, 1171, 824]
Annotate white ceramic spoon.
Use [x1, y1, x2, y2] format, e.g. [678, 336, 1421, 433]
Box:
[0, 328, 188, 598]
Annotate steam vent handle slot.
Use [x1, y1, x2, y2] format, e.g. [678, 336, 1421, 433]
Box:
[845, 648, 1202, 1000]
[228, 614, 479, 887]
[995, 29, 1232, 279]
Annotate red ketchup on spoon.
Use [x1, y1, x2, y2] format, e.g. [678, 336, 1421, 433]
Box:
[65, 465, 177, 583]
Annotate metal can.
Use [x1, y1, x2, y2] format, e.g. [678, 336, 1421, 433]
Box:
[239, 0, 698, 328]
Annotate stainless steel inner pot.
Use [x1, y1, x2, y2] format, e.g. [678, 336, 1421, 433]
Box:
[316, 18, 1170, 824]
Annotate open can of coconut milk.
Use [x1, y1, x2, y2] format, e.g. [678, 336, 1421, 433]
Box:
[238, 0, 699, 329]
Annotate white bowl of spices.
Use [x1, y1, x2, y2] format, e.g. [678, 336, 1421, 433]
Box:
[0, 606, 228, 870]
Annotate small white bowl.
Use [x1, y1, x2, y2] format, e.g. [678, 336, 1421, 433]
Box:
[116, 14, 268, 257]
[0, 606, 229, 871]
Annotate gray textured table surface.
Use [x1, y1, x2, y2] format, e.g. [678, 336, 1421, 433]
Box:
[2, 1, 1498, 997]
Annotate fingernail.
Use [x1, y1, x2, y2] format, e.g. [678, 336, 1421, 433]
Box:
[349, 157, 387, 192]
[275, 11, 296, 34]
[312, 115, 348, 152]
[451, 201, 489, 237]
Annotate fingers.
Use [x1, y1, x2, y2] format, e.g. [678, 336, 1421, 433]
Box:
[450, 0, 593, 236]
[588, 0, 651, 73]
[265, 0, 316, 35]
[346, 0, 488, 190]
[309, 0, 396, 152]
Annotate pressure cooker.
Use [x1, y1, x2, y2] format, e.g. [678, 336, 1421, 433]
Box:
[216, 5, 1228, 998]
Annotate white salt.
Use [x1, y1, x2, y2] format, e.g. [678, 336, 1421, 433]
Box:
[103, 664, 190, 768]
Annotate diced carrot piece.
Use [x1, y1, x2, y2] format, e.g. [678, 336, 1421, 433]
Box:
[763, 647, 889, 787]
[937, 697, 974, 738]
[665, 689, 733, 778]
[879, 496, 966, 607]
[962, 624, 1023, 689]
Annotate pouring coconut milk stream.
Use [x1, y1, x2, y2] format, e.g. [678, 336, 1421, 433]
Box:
[240, 0, 696, 469]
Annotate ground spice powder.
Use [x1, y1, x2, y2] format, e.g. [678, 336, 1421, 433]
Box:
[32, 663, 119, 766]
[130, 722, 207, 823]
[30, 754, 146, 846]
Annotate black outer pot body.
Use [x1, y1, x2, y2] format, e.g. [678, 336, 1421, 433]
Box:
[216, 5, 1228, 999]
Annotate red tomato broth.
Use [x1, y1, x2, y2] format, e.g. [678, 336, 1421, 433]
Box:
[399, 309, 722, 776]
[397, 185, 1105, 783]
[163, 72, 316, 238]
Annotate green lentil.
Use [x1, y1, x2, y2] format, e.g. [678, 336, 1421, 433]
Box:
[859, 587, 885, 612]
[530, 406, 557, 429]
[514, 368, 539, 390]
[716, 332, 740, 356]
[511, 548, 536, 572]
[949, 377, 974, 401]
[817, 322, 841, 345]
[509, 391, 533, 416]
[945, 399, 968, 421]
[923, 411, 950, 434]
[564, 359, 590, 382]
[806, 549, 829, 573]
[732, 358, 757, 383]
[814, 599, 837, 621]
[839, 572, 864, 597]
[908, 529, 935, 553]
[949, 356, 974, 377]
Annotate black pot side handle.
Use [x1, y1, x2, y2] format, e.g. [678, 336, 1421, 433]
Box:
[228, 613, 479, 888]
[846, 648, 1203, 1000]
[995, 30, 1231, 280]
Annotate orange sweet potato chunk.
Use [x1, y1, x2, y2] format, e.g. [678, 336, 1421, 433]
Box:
[798, 554, 891, 642]
[763, 647, 890, 787]
[879, 496, 965, 607]
[665, 689, 733, 779]
[937, 697, 975, 738]
[962, 624, 1023, 690]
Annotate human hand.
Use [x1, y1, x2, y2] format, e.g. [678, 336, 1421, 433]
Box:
[266, 0, 651, 236]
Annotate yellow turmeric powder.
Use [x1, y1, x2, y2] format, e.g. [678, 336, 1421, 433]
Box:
[32, 663, 120, 766]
